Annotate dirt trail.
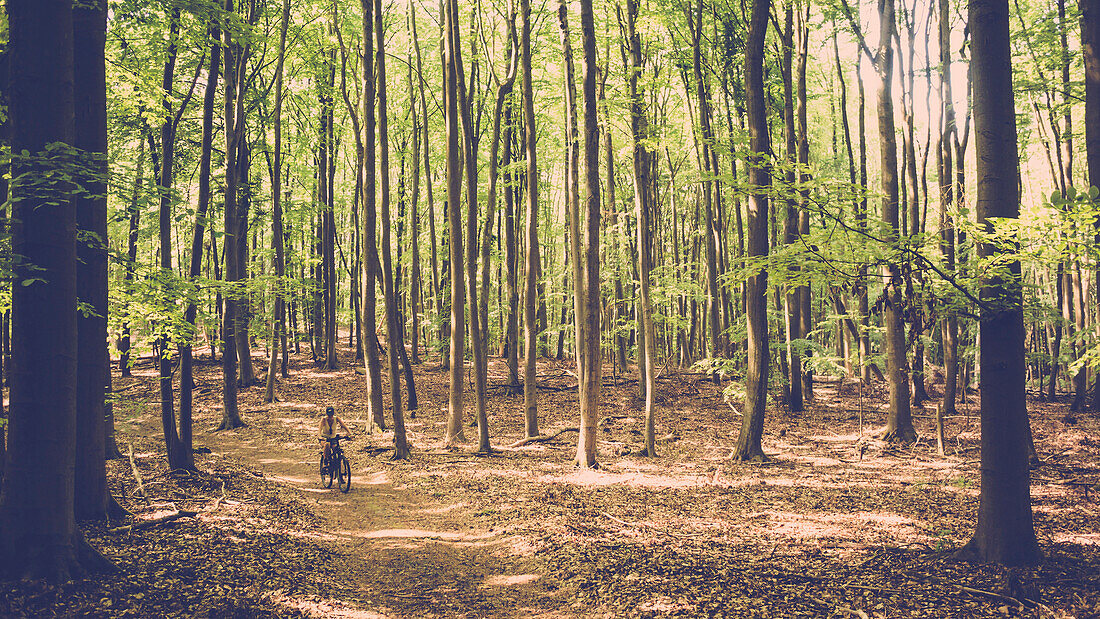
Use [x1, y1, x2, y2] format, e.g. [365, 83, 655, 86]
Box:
[121, 351, 579, 619]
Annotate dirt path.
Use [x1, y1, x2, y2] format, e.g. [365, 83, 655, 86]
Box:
[113, 347, 582, 619]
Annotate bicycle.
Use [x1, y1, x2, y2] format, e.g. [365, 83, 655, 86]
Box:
[319, 435, 352, 492]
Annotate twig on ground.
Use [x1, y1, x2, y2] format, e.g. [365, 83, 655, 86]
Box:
[108, 510, 199, 534]
[507, 427, 579, 448]
[957, 585, 1024, 607]
[837, 608, 870, 619]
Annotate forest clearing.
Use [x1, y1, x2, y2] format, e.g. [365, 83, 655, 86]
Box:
[2, 342, 1099, 618]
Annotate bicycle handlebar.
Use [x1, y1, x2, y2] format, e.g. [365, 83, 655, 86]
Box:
[319, 435, 352, 443]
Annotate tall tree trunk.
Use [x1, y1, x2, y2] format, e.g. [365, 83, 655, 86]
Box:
[219, 0, 245, 431]
[0, 0, 93, 580]
[1083, 0, 1100, 409]
[958, 0, 1040, 565]
[378, 0, 411, 458]
[120, 140, 144, 377]
[157, 8, 187, 464]
[869, 0, 916, 443]
[781, 0, 802, 411]
[265, 0, 290, 403]
[623, 0, 655, 459]
[733, 0, 770, 462]
[939, 0, 959, 417]
[575, 0, 603, 466]
[181, 25, 222, 461]
[361, 0, 386, 431]
[74, 0, 111, 519]
[444, 0, 467, 445]
[521, 0, 541, 438]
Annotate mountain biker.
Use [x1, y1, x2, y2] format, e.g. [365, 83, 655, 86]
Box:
[319, 406, 350, 463]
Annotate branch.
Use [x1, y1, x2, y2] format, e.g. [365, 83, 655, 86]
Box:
[108, 510, 198, 534]
[837, 0, 876, 64]
[507, 427, 578, 448]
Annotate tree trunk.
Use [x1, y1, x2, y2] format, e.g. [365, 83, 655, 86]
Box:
[265, 0, 290, 404]
[0, 0, 91, 580]
[74, 0, 111, 519]
[444, 0, 467, 445]
[733, 0, 770, 462]
[377, 0, 411, 458]
[781, 1, 802, 412]
[361, 0, 386, 431]
[120, 140, 144, 378]
[939, 0, 959, 417]
[219, 0, 245, 431]
[957, 0, 1040, 565]
[181, 25, 222, 462]
[873, 0, 916, 444]
[521, 0, 541, 439]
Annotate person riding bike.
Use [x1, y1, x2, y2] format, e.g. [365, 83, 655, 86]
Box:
[319, 406, 351, 464]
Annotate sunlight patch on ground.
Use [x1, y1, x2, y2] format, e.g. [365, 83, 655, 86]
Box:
[265, 589, 391, 618]
[745, 510, 923, 543]
[347, 528, 496, 542]
[480, 574, 540, 588]
[356, 471, 392, 485]
[1052, 532, 1100, 545]
[542, 468, 707, 489]
[270, 474, 312, 485]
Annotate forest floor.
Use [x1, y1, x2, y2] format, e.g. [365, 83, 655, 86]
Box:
[3, 339, 1100, 618]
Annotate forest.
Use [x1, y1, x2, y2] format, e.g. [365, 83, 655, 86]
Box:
[1, 0, 1100, 615]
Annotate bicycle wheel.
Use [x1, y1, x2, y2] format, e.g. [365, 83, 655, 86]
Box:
[320, 453, 334, 488]
[337, 455, 351, 493]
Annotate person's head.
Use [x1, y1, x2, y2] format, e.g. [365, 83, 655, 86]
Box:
[325, 406, 335, 417]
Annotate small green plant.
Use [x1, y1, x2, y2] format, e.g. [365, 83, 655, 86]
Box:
[934, 528, 956, 551]
[948, 476, 972, 489]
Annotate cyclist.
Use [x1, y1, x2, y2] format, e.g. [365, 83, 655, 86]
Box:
[319, 406, 351, 464]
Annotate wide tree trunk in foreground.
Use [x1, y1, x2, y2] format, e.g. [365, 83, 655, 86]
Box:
[957, 0, 1040, 566]
[0, 0, 87, 581]
[733, 0, 770, 461]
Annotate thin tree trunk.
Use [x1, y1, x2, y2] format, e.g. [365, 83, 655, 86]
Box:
[733, 0, 770, 462]
[521, 0, 541, 438]
[265, 0, 290, 403]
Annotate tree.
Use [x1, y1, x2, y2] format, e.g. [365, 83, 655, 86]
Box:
[378, 0, 411, 458]
[219, 0, 247, 431]
[521, 0, 541, 440]
[574, 0, 602, 467]
[361, 0, 386, 431]
[443, 0, 467, 446]
[622, 0, 656, 459]
[733, 0, 770, 462]
[74, 0, 111, 519]
[957, 0, 1040, 566]
[0, 0, 92, 581]
[265, 0, 291, 404]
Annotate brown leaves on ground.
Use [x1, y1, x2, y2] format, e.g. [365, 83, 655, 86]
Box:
[3, 341, 1100, 618]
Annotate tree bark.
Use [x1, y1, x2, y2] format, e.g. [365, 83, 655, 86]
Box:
[74, 0, 111, 519]
[521, 0, 541, 439]
[378, 0, 411, 458]
[957, 0, 1040, 565]
[733, 0, 770, 462]
[219, 0, 246, 431]
[265, 0, 291, 404]
[444, 0, 467, 445]
[361, 0, 386, 431]
[0, 0, 89, 580]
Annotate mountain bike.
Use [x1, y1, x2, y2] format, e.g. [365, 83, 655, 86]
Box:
[319, 435, 352, 493]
